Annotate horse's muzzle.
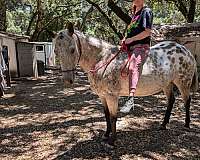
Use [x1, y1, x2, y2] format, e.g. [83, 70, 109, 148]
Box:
[69, 80, 73, 84]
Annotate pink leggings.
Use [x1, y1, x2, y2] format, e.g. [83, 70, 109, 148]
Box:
[129, 44, 150, 94]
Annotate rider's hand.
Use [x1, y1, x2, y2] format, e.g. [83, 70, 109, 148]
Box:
[120, 37, 126, 45]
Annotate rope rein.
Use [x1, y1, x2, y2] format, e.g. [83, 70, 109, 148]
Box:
[89, 42, 132, 77]
[89, 42, 149, 77]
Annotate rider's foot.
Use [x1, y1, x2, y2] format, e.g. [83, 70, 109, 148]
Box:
[120, 96, 134, 113]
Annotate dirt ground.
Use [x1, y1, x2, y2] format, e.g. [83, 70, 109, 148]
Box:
[0, 69, 200, 160]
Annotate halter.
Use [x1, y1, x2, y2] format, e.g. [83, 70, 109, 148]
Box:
[61, 32, 82, 73]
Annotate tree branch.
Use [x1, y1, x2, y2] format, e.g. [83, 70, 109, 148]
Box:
[107, 0, 131, 24]
[80, 6, 94, 31]
[57, 2, 82, 9]
[85, 0, 123, 39]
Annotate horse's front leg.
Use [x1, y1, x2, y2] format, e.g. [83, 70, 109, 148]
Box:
[105, 95, 118, 147]
[99, 97, 111, 140]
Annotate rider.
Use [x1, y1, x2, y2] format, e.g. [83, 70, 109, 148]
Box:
[120, 0, 153, 113]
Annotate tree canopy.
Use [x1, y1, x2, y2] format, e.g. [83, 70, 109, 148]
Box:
[0, 0, 199, 42]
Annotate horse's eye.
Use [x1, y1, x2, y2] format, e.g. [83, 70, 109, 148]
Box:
[71, 48, 75, 54]
[60, 35, 64, 39]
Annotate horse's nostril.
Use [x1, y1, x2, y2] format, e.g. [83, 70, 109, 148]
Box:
[60, 35, 64, 39]
[69, 80, 73, 84]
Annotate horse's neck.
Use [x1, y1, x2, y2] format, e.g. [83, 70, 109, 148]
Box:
[78, 34, 112, 72]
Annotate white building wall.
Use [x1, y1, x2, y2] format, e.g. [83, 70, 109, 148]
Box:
[2, 37, 18, 77]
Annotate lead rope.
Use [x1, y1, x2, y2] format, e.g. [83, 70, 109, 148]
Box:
[89, 42, 131, 76]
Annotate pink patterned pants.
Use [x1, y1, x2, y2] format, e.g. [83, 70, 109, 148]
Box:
[129, 44, 150, 94]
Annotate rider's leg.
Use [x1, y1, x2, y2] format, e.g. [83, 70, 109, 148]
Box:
[120, 45, 149, 113]
[120, 55, 139, 113]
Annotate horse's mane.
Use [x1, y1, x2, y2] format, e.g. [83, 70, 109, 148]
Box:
[75, 30, 116, 49]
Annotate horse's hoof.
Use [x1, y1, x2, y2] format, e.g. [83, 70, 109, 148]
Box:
[104, 142, 115, 150]
[101, 140, 115, 150]
[184, 124, 190, 129]
[159, 125, 167, 130]
[102, 137, 116, 150]
[102, 134, 109, 141]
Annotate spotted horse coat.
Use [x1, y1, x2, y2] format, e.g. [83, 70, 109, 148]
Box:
[54, 29, 198, 148]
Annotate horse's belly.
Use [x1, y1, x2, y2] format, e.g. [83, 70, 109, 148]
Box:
[135, 75, 163, 96]
[119, 73, 164, 97]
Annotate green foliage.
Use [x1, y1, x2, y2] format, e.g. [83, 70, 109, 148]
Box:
[195, 2, 200, 22]
[4, 0, 200, 42]
[6, 9, 31, 34]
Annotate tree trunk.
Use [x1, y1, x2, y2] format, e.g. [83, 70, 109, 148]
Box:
[171, 0, 196, 23]
[0, 0, 6, 31]
[30, 0, 44, 41]
[187, 0, 196, 23]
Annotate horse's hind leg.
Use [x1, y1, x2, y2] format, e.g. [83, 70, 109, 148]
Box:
[184, 95, 191, 128]
[161, 83, 175, 130]
[174, 81, 191, 128]
[99, 97, 111, 140]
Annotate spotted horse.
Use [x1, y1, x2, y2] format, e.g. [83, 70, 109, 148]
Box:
[53, 24, 198, 148]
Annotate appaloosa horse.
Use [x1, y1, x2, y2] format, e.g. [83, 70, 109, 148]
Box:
[53, 25, 198, 147]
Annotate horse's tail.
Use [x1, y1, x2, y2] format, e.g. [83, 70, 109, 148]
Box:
[191, 64, 199, 92]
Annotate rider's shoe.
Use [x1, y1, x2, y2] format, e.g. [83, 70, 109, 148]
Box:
[120, 96, 134, 113]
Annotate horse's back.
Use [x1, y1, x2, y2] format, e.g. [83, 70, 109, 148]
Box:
[149, 41, 196, 73]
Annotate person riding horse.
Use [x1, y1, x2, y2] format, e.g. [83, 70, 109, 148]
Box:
[121, 0, 153, 112]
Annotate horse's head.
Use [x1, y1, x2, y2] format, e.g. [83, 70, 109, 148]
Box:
[53, 23, 80, 86]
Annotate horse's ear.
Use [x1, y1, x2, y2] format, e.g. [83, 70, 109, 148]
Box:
[47, 30, 57, 39]
[52, 31, 57, 38]
[67, 22, 74, 36]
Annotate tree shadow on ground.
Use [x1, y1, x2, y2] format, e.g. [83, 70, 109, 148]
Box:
[54, 120, 200, 160]
[0, 69, 199, 159]
[0, 71, 98, 117]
